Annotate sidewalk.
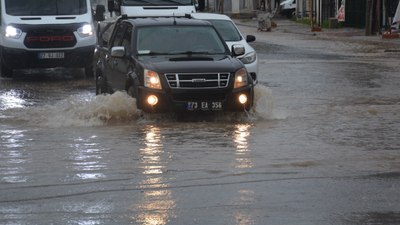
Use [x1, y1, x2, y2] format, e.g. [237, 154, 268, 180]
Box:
[234, 17, 400, 51]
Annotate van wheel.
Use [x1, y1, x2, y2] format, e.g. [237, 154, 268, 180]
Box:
[0, 62, 13, 78]
[287, 9, 295, 19]
[85, 65, 94, 78]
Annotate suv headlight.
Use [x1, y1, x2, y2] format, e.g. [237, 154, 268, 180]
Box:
[234, 68, 248, 89]
[77, 23, 94, 37]
[240, 51, 257, 64]
[5, 25, 22, 39]
[144, 69, 162, 90]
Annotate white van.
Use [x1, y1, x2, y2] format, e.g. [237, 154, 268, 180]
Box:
[279, 0, 296, 18]
[0, 0, 97, 78]
[107, 0, 197, 17]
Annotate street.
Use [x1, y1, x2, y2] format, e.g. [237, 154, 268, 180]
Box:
[1, 18, 400, 225]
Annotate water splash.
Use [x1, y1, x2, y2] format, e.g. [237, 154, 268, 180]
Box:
[3, 85, 281, 127]
[26, 91, 139, 127]
[0, 90, 30, 110]
[251, 84, 276, 119]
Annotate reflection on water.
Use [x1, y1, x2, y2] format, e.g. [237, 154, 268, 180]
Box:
[69, 136, 107, 180]
[0, 129, 29, 183]
[233, 124, 253, 169]
[232, 124, 256, 225]
[134, 125, 175, 225]
[234, 207, 255, 225]
[60, 136, 112, 225]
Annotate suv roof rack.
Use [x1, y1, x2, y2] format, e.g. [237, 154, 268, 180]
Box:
[116, 13, 192, 21]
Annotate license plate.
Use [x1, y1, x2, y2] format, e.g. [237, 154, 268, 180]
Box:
[187, 101, 223, 111]
[38, 52, 65, 59]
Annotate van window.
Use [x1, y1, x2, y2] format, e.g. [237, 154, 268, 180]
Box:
[5, 0, 88, 16]
[122, 0, 194, 6]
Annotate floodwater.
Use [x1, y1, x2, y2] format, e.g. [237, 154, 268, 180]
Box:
[1, 21, 400, 224]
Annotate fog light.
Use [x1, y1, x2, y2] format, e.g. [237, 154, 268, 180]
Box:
[147, 95, 158, 106]
[238, 94, 247, 105]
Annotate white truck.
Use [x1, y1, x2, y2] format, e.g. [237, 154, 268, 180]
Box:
[0, 0, 97, 78]
[105, 0, 197, 17]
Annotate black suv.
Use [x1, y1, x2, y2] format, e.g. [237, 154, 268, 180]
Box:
[94, 15, 254, 113]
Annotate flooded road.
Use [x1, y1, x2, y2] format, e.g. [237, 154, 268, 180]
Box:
[1, 20, 400, 224]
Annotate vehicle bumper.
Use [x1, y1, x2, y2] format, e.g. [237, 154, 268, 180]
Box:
[0, 46, 95, 69]
[137, 86, 254, 113]
[279, 8, 295, 15]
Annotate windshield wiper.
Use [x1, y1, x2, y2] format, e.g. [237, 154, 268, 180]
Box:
[138, 51, 169, 55]
[139, 51, 219, 56]
[169, 51, 214, 55]
[128, 0, 157, 5]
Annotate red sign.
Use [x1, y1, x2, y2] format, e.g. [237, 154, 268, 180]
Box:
[337, 3, 345, 22]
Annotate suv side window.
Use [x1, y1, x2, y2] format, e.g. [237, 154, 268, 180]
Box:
[122, 25, 133, 54]
[111, 23, 126, 48]
[100, 22, 116, 48]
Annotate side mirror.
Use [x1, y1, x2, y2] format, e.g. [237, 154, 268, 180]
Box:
[246, 35, 256, 43]
[111, 46, 126, 58]
[231, 44, 245, 57]
[95, 5, 106, 22]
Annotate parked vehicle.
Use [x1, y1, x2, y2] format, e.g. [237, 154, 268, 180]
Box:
[94, 15, 255, 113]
[106, 0, 197, 17]
[191, 13, 258, 84]
[0, 0, 97, 78]
[280, 0, 296, 18]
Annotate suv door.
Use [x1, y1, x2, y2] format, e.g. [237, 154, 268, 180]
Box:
[107, 22, 132, 91]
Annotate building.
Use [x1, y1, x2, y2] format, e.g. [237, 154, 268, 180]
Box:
[295, 0, 399, 33]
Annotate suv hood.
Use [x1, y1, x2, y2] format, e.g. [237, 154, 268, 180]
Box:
[138, 54, 244, 73]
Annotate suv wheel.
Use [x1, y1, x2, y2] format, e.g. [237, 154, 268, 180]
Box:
[84, 65, 94, 78]
[127, 84, 141, 109]
[96, 74, 109, 95]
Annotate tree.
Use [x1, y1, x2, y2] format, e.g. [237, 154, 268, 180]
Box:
[266, 0, 272, 12]
[365, 0, 373, 35]
[365, 0, 382, 35]
[218, 0, 224, 13]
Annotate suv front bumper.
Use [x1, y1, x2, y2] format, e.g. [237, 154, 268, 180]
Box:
[137, 86, 254, 113]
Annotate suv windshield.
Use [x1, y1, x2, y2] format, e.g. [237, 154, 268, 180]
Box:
[137, 26, 227, 55]
[123, 0, 193, 6]
[5, 0, 87, 16]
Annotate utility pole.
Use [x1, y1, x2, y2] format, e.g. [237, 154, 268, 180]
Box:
[309, 0, 313, 29]
[374, 0, 381, 34]
[365, 0, 373, 35]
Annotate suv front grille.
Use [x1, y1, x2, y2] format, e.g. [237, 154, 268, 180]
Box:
[165, 73, 231, 89]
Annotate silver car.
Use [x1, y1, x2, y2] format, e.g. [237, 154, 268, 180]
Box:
[191, 13, 259, 84]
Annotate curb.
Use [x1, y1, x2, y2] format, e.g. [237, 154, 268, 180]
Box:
[234, 18, 400, 48]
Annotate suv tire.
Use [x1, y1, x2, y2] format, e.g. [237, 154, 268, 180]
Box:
[96, 74, 110, 95]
